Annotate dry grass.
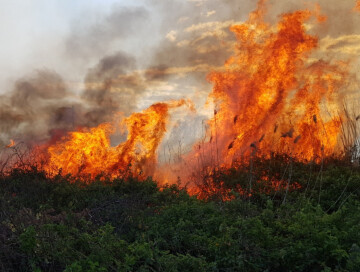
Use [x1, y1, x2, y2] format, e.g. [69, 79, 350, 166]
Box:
[339, 102, 360, 165]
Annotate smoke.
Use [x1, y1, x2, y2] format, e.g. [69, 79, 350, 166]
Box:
[81, 51, 151, 126]
[0, 0, 359, 150]
[65, 6, 149, 61]
[143, 0, 360, 107]
[0, 70, 73, 146]
[0, 51, 153, 145]
[145, 0, 255, 79]
[265, 0, 360, 37]
[0, 4, 152, 147]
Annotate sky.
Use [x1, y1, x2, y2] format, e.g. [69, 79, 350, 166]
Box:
[0, 0, 359, 147]
[0, 0, 157, 91]
[0, 0, 254, 92]
[0, 0, 358, 89]
[0, 1, 82, 87]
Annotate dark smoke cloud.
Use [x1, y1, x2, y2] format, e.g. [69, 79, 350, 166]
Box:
[0, 4, 152, 147]
[81, 51, 145, 126]
[0, 70, 74, 146]
[0, 55, 146, 146]
[0, 50, 165, 147]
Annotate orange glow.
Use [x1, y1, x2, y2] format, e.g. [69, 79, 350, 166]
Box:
[6, 139, 15, 148]
[44, 99, 193, 180]
[198, 2, 347, 166]
[354, 1, 360, 12]
[10, 0, 354, 200]
[185, 170, 301, 200]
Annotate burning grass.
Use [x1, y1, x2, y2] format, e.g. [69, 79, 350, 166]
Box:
[1, 0, 359, 199]
[1, 0, 360, 270]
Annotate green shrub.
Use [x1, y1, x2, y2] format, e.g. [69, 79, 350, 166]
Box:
[0, 162, 359, 271]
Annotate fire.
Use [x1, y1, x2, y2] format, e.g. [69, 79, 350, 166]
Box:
[44, 99, 193, 180]
[6, 139, 15, 148]
[354, 1, 360, 12]
[199, 1, 347, 166]
[2, 0, 356, 199]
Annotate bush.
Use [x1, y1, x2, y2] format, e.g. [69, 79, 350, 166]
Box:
[0, 162, 360, 271]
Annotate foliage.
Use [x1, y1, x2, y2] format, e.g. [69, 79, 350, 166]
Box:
[1, 160, 360, 271]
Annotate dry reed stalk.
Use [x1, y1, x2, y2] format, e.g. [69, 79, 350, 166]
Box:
[340, 102, 360, 165]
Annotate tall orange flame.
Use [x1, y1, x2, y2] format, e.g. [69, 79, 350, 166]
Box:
[18, 0, 353, 189]
[201, 1, 347, 165]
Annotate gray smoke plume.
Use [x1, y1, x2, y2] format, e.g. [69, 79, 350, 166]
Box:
[81, 51, 145, 126]
[0, 70, 73, 146]
[0, 0, 358, 149]
[0, 51, 149, 146]
[65, 6, 149, 61]
[0, 4, 151, 147]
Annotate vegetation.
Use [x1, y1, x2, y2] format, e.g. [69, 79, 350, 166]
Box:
[1, 158, 360, 271]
